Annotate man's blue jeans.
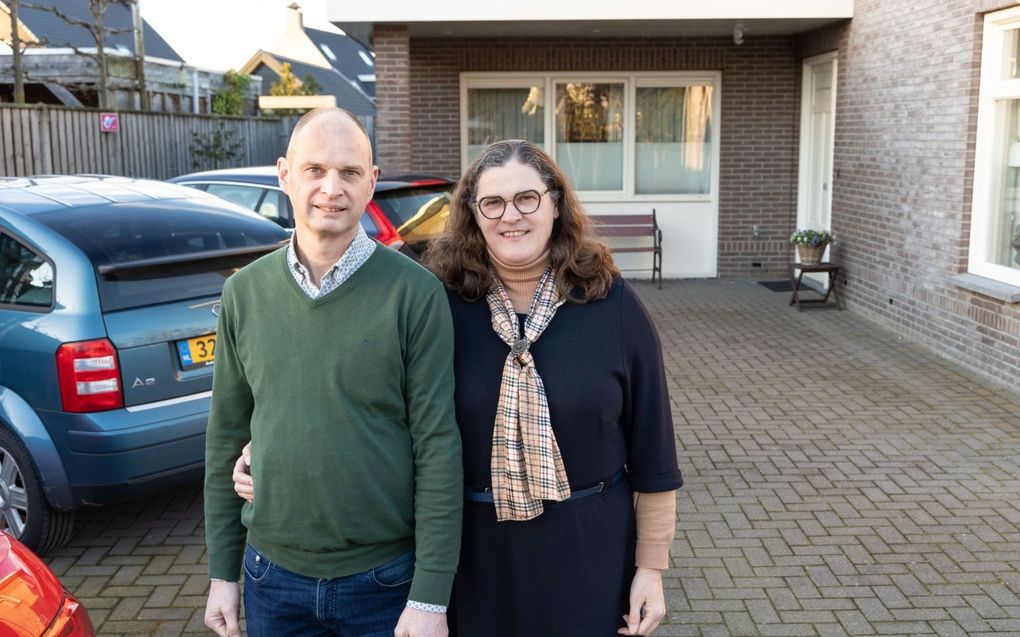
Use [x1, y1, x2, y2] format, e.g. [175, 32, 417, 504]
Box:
[243, 544, 414, 637]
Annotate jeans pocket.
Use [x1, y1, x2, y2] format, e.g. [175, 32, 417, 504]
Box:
[369, 550, 414, 588]
[243, 545, 274, 583]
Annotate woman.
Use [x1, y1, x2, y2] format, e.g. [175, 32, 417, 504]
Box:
[234, 140, 681, 636]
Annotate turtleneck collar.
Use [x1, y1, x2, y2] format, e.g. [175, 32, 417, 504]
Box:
[488, 248, 552, 314]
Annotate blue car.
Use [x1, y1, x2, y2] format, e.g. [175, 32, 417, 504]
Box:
[0, 176, 288, 553]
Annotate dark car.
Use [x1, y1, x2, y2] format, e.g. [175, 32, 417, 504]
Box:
[0, 176, 289, 553]
[0, 530, 94, 636]
[168, 167, 453, 258]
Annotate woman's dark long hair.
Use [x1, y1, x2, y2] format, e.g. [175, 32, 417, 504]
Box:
[423, 140, 619, 303]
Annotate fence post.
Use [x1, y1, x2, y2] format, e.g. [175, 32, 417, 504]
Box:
[39, 105, 53, 174]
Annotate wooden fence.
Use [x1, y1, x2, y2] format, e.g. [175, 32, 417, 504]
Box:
[0, 104, 291, 179]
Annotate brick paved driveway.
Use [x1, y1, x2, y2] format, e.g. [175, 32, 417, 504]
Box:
[46, 280, 1020, 636]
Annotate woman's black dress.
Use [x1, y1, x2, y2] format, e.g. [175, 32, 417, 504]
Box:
[447, 279, 683, 637]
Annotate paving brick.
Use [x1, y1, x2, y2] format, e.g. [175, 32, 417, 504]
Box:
[37, 280, 1020, 636]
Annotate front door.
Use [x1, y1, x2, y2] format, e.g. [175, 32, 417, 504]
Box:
[796, 52, 838, 288]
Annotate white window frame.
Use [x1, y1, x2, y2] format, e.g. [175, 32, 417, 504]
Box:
[461, 71, 721, 203]
[970, 6, 1020, 288]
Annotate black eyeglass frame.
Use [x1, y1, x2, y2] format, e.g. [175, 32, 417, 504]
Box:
[474, 188, 557, 220]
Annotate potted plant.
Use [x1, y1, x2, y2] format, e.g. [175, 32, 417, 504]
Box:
[790, 228, 836, 264]
[1012, 226, 1020, 266]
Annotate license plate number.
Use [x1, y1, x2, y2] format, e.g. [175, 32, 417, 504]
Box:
[177, 334, 216, 370]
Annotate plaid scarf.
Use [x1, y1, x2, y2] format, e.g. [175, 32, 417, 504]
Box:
[486, 266, 571, 521]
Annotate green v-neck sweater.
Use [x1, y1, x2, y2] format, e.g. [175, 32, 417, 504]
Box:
[204, 246, 462, 606]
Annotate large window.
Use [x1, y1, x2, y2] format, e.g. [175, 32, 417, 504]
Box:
[970, 7, 1020, 288]
[466, 84, 545, 159]
[555, 82, 624, 191]
[636, 84, 714, 194]
[462, 73, 718, 198]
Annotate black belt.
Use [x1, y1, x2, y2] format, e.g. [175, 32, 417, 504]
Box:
[464, 470, 624, 504]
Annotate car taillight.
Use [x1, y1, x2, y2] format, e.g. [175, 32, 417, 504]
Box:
[366, 202, 401, 245]
[42, 592, 95, 637]
[56, 339, 123, 413]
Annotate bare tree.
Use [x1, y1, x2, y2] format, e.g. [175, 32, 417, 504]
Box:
[24, 0, 133, 109]
[4, 0, 41, 103]
[10, 0, 25, 103]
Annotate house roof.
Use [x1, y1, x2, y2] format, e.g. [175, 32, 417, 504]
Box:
[11, 0, 183, 62]
[248, 53, 375, 117]
[303, 26, 375, 98]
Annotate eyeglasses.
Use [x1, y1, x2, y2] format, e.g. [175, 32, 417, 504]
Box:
[475, 188, 554, 220]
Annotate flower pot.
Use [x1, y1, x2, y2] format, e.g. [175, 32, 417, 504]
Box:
[797, 243, 827, 264]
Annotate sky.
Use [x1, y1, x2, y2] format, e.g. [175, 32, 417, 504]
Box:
[139, 0, 344, 71]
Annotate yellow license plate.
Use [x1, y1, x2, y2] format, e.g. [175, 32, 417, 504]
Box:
[177, 334, 216, 370]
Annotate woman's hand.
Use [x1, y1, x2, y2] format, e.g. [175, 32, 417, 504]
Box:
[617, 567, 665, 635]
[232, 441, 254, 502]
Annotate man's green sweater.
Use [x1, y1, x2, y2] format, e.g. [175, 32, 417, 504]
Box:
[204, 246, 463, 606]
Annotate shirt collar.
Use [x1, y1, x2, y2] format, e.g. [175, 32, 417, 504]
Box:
[286, 225, 376, 297]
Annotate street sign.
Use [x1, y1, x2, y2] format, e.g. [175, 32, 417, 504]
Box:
[100, 112, 119, 133]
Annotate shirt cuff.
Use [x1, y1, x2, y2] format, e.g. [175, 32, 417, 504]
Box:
[407, 600, 447, 614]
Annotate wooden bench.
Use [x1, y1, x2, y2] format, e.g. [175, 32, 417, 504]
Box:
[590, 210, 662, 288]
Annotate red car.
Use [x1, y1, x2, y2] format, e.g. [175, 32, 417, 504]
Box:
[0, 531, 94, 636]
[169, 168, 453, 259]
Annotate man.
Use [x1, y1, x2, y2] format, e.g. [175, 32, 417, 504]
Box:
[203, 108, 462, 637]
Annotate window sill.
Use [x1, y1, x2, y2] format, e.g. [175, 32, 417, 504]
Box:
[950, 273, 1020, 303]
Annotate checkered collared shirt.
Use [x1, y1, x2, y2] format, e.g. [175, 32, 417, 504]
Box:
[286, 226, 376, 298]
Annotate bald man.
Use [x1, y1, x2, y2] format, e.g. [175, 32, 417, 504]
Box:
[203, 108, 462, 637]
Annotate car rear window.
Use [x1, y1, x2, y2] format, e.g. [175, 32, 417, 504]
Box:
[34, 200, 288, 311]
[373, 186, 451, 229]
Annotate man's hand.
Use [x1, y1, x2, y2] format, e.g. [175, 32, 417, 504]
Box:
[204, 579, 242, 637]
[233, 441, 253, 502]
[394, 606, 448, 637]
[617, 567, 666, 636]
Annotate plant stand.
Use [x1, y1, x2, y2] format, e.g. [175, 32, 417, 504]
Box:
[789, 262, 842, 311]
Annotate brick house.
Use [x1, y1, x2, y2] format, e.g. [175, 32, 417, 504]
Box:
[330, 0, 1020, 394]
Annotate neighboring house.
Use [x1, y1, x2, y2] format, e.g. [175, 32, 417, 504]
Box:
[0, 0, 260, 113]
[240, 3, 374, 131]
[331, 0, 1020, 394]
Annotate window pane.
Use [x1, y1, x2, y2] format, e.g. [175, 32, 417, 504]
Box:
[635, 85, 714, 194]
[467, 87, 544, 160]
[996, 99, 1020, 271]
[554, 82, 624, 191]
[1003, 29, 1020, 80]
[206, 184, 264, 210]
[257, 189, 293, 228]
[0, 234, 53, 308]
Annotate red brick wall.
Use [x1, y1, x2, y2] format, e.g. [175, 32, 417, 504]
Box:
[827, 0, 1020, 392]
[374, 25, 412, 175]
[407, 37, 801, 279]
